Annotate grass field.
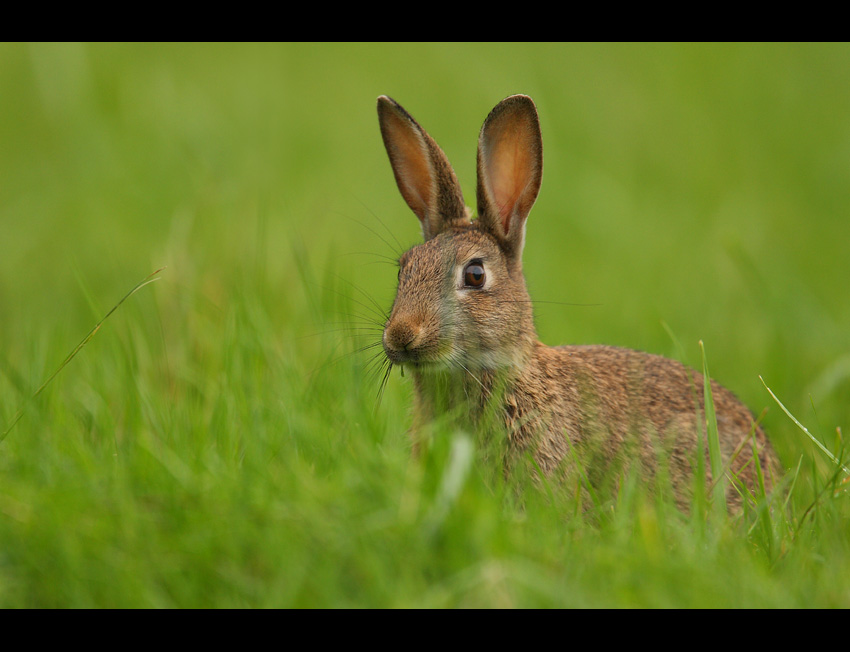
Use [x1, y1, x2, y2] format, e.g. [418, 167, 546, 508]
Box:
[1, 43, 849, 608]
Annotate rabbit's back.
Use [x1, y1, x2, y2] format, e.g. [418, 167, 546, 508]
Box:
[509, 343, 779, 505]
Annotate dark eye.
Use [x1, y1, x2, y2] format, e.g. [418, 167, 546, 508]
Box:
[463, 261, 486, 288]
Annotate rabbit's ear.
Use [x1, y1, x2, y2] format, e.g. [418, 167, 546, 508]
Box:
[377, 96, 470, 240]
[476, 95, 542, 260]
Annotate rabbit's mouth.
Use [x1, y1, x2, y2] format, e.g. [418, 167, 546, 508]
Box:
[382, 326, 455, 369]
[383, 343, 448, 368]
[384, 347, 418, 366]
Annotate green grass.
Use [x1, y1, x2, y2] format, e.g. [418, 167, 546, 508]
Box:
[1, 43, 850, 607]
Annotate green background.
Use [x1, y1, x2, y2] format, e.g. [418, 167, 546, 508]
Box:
[1, 43, 848, 607]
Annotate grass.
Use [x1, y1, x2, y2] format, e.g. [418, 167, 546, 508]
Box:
[1, 43, 850, 608]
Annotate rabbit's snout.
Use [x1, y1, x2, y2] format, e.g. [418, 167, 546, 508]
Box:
[384, 320, 418, 350]
[383, 316, 424, 363]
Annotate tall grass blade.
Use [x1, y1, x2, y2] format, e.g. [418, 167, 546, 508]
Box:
[760, 376, 850, 476]
[1, 267, 165, 442]
[700, 341, 727, 516]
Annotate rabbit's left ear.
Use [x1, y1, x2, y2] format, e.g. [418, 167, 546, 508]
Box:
[475, 95, 542, 260]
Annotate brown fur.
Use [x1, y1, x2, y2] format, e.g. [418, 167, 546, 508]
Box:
[377, 94, 781, 510]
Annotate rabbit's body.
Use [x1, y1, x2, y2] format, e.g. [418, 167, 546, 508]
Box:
[377, 94, 780, 508]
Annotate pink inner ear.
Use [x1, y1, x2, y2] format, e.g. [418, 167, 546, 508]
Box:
[384, 109, 434, 224]
[395, 136, 432, 219]
[484, 123, 535, 235]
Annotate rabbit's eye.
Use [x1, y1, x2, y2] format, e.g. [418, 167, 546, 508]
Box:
[463, 261, 486, 288]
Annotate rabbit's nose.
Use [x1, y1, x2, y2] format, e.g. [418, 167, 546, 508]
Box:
[384, 321, 419, 352]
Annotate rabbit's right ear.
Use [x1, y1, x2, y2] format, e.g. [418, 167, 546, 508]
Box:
[377, 96, 470, 240]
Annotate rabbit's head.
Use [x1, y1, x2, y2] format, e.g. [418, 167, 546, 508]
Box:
[377, 95, 543, 373]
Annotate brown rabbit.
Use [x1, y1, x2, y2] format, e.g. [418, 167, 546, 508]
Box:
[377, 94, 780, 510]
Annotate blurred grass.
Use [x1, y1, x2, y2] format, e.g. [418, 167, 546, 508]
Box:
[1, 43, 849, 607]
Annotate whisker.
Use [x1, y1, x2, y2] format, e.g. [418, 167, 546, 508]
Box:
[342, 194, 407, 255]
[331, 276, 389, 324]
[331, 310, 386, 328]
[298, 326, 384, 341]
[502, 299, 603, 307]
[450, 353, 487, 391]
[335, 209, 405, 260]
[375, 359, 393, 410]
[339, 251, 399, 266]
[363, 349, 390, 377]
[347, 278, 390, 323]
[353, 341, 385, 356]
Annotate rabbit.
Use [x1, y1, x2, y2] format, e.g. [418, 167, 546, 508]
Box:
[376, 93, 781, 510]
